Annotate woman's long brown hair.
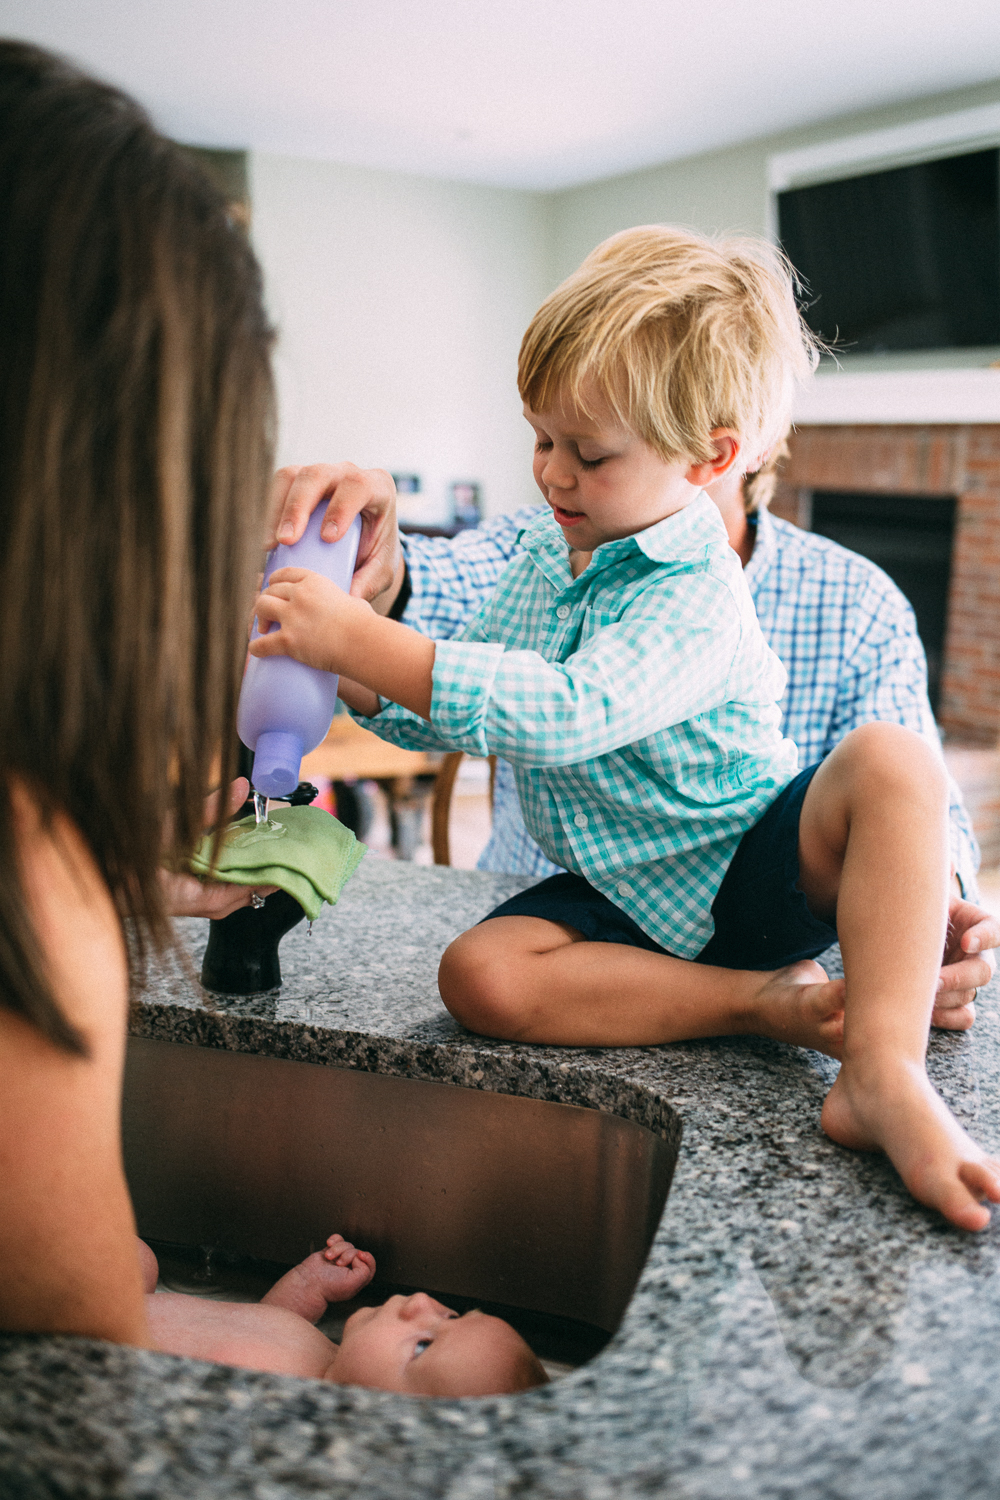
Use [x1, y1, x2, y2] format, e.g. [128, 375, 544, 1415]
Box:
[0, 41, 275, 1051]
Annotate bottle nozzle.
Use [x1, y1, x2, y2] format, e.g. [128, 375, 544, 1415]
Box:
[251, 731, 304, 799]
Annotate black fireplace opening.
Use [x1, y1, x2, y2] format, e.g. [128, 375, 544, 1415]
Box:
[809, 491, 957, 714]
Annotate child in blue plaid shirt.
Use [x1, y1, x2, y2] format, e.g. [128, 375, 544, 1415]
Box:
[252, 226, 1000, 1233]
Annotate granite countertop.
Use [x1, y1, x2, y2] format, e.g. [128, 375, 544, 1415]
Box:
[4, 857, 1000, 1499]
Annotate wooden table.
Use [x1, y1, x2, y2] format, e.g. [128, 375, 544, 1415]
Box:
[301, 715, 441, 861]
[301, 714, 440, 782]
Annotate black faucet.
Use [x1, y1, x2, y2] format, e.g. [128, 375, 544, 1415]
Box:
[199, 779, 320, 995]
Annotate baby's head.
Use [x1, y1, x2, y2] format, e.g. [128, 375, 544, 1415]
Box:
[518, 226, 818, 545]
[327, 1292, 549, 1398]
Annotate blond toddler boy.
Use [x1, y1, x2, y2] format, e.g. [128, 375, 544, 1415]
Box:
[250, 226, 1000, 1233]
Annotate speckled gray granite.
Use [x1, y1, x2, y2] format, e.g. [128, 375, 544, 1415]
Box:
[3, 857, 1000, 1499]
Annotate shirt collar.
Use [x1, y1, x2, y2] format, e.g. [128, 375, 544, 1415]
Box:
[519, 491, 728, 590]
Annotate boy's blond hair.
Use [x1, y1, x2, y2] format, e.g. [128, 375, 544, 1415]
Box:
[518, 226, 818, 469]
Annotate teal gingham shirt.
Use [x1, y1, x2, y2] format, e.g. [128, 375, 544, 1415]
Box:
[357, 492, 800, 958]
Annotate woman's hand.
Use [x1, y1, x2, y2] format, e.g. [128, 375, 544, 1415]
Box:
[250, 568, 435, 718]
[161, 777, 277, 919]
[267, 464, 403, 612]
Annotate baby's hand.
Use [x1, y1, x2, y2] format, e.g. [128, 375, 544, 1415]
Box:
[250, 567, 372, 674]
[260, 1232, 376, 1321]
[318, 1233, 377, 1301]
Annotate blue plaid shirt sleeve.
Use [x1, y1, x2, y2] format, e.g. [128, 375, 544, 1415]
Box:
[827, 568, 978, 897]
[400, 510, 534, 639]
[750, 513, 979, 898]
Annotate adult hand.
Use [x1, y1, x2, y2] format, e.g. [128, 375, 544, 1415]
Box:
[266, 463, 402, 610]
[160, 778, 278, 919]
[931, 892, 999, 1031]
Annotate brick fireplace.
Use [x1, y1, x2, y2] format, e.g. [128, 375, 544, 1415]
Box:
[771, 424, 1000, 865]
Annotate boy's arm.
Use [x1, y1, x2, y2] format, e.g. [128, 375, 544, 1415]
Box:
[251, 567, 435, 717]
[253, 563, 745, 768]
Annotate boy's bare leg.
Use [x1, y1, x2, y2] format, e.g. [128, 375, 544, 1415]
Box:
[795, 722, 1000, 1231]
[261, 1233, 375, 1322]
[440, 924, 846, 1051]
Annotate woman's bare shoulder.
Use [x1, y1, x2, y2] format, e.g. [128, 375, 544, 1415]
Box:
[7, 776, 128, 1042]
[0, 779, 148, 1343]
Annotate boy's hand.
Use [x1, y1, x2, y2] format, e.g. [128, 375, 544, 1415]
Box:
[250, 566, 436, 718]
[932, 893, 999, 1030]
[266, 464, 402, 610]
[251, 567, 366, 672]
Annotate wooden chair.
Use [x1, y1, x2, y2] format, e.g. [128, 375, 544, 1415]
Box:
[431, 754, 496, 865]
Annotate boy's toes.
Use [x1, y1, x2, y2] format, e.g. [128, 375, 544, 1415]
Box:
[960, 1159, 1000, 1204]
[946, 1197, 991, 1233]
[929, 1161, 1000, 1231]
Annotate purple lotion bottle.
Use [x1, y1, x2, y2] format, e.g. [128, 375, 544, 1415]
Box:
[238, 510, 363, 797]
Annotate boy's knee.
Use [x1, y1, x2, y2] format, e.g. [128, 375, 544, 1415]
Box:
[836, 722, 948, 805]
[438, 929, 526, 1039]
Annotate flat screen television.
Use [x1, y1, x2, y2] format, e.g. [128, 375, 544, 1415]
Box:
[776, 146, 1000, 353]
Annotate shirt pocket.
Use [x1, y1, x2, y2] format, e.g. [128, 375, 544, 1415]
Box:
[576, 604, 623, 649]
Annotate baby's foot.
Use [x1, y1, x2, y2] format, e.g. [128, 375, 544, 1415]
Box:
[746, 961, 846, 1057]
[822, 1059, 1000, 1231]
[261, 1235, 376, 1323]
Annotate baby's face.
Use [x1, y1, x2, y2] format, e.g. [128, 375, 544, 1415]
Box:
[328, 1292, 543, 1397]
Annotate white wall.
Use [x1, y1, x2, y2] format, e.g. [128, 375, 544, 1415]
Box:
[250, 75, 1000, 525]
[250, 154, 551, 523]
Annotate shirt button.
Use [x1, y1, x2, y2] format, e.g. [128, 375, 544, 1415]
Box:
[617, 881, 633, 898]
[574, 813, 589, 828]
[556, 604, 570, 619]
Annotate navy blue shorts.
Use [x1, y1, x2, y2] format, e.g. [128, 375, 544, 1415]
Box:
[479, 763, 837, 971]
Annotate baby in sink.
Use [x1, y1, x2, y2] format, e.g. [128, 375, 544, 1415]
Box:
[138, 1234, 548, 1397]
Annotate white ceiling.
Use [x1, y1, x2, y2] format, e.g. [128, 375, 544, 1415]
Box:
[3, 1, 1000, 191]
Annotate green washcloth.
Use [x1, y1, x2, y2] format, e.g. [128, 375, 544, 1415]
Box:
[189, 805, 366, 922]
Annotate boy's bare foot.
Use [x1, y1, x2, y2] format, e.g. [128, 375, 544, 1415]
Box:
[821, 1059, 1000, 1231]
[261, 1234, 376, 1324]
[746, 961, 846, 1056]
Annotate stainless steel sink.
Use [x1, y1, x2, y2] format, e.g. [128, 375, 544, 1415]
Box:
[122, 1038, 676, 1344]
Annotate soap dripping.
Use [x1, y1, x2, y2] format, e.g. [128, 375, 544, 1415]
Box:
[307, 921, 314, 939]
[253, 790, 268, 826]
[230, 816, 287, 847]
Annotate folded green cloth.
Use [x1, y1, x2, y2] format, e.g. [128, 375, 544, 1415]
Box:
[189, 805, 366, 922]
